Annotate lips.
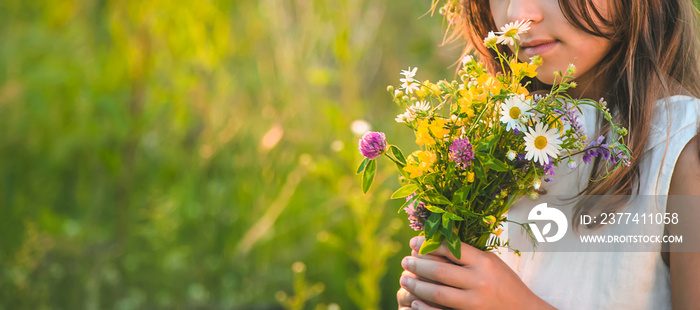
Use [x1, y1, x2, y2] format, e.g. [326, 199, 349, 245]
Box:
[520, 40, 558, 57]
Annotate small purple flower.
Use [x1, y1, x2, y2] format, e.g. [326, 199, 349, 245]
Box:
[582, 135, 614, 164]
[543, 158, 556, 176]
[583, 149, 596, 164]
[358, 131, 387, 160]
[609, 146, 630, 166]
[554, 106, 585, 137]
[405, 194, 430, 231]
[512, 128, 522, 135]
[449, 138, 475, 169]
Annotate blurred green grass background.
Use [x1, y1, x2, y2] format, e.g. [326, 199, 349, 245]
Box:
[0, 0, 462, 309]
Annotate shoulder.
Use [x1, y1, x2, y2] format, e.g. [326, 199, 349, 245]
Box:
[652, 95, 700, 123]
[645, 95, 700, 152]
[669, 135, 700, 195]
[652, 95, 700, 117]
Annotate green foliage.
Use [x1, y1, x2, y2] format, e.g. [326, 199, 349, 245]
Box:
[0, 0, 458, 309]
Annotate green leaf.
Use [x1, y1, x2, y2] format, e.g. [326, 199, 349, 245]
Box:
[419, 232, 444, 255]
[424, 213, 441, 239]
[477, 153, 509, 171]
[473, 160, 487, 182]
[389, 145, 407, 166]
[451, 185, 470, 205]
[385, 152, 405, 168]
[445, 212, 464, 221]
[475, 233, 490, 250]
[356, 158, 369, 174]
[446, 235, 462, 260]
[424, 193, 452, 206]
[453, 206, 480, 218]
[361, 160, 376, 193]
[391, 184, 419, 199]
[440, 216, 454, 239]
[422, 172, 441, 184]
[475, 134, 499, 152]
[398, 194, 421, 213]
[425, 205, 445, 214]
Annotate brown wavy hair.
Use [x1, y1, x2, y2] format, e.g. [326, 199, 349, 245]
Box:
[454, 0, 700, 228]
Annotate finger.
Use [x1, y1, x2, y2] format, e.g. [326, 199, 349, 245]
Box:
[397, 287, 419, 307]
[400, 271, 454, 309]
[403, 268, 442, 286]
[410, 235, 484, 266]
[401, 275, 471, 309]
[411, 249, 451, 263]
[402, 256, 474, 289]
[411, 299, 443, 310]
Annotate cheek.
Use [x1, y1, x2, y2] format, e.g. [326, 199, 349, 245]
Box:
[534, 36, 611, 85]
[489, 1, 507, 28]
[567, 36, 611, 77]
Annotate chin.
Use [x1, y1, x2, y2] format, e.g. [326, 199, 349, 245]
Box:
[534, 75, 556, 86]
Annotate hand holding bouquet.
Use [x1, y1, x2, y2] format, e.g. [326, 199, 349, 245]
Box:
[357, 20, 631, 259]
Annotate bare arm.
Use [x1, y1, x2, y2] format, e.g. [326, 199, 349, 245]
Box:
[667, 135, 700, 309]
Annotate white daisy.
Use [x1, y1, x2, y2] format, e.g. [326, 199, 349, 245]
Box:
[497, 19, 531, 45]
[409, 101, 431, 114]
[462, 55, 473, 66]
[399, 67, 420, 94]
[403, 82, 420, 94]
[483, 31, 500, 46]
[523, 122, 562, 166]
[401, 67, 417, 79]
[395, 111, 415, 123]
[499, 94, 533, 132]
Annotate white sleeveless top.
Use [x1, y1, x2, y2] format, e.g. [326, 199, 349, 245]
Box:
[498, 95, 700, 309]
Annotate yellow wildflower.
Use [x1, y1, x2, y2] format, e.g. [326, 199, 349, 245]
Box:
[483, 215, 497, 226]
[429, 82, 442, 96]
[514, 84, 529, 96]
[493, 228, 504, 236]
[415, 80, 431, 98]
[478, 74, 503, 95]
[403, 150, 437, 178]
[510, 61, 538, 78]
[458, 94, 475, 117]
[467, 171, 475, 182]
[415, 118, 450, 146]
[415, 85, 429, 98]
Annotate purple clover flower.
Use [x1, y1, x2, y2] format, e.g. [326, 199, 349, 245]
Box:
[358, 131, 387, 160]
[449, 138, 475, 169]
[404, 194, 430, 231]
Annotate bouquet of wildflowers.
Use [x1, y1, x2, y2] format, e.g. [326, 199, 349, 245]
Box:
[357, 20, 631, 258]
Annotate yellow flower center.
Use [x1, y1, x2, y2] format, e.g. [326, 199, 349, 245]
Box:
[509, 107, 521, 119]
[534, 136, 548, 150]
[505, 29, 519, 37]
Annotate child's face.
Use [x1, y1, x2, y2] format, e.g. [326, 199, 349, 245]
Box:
[490, 0, 612, 86]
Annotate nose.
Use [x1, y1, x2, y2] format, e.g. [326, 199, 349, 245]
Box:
[506, 0, 544, 24]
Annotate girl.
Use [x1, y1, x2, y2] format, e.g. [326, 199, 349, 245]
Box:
[397, 0, 700, 309]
